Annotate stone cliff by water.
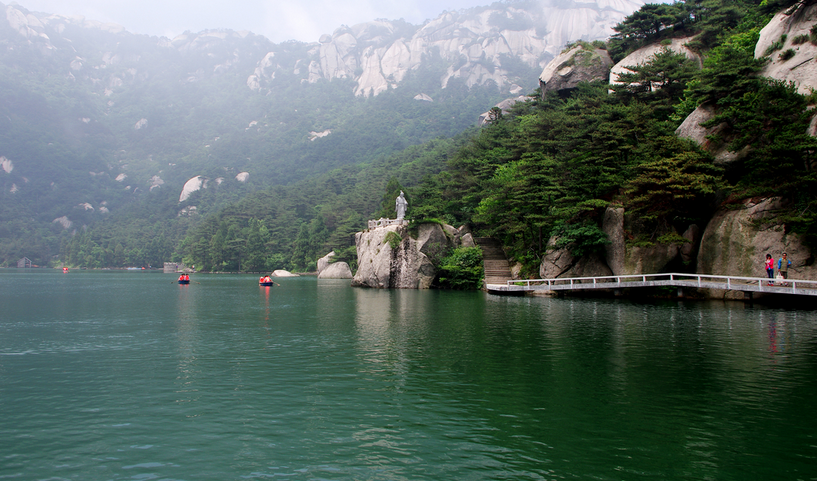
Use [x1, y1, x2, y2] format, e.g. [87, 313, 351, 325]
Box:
[529, 2, 817, 293]
[352, 222, 470, 289]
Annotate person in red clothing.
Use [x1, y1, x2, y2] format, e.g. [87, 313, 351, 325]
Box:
[764, 254, 774, 285]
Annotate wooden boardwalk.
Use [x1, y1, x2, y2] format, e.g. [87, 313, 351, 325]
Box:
[487, 273, 817, 297]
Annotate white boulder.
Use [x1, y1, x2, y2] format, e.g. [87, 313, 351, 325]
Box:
[675, 103, 751, 166]
[609, 36, 701, 87]
[318, 262, 353, 279]
[272, 269, 299, 277]
[53, 216, 72, 229]
[179, 176, 206, 202]
[540, 43, 613, 94]
[317, 251, 335, 275]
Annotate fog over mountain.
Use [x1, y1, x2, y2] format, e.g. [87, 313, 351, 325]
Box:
[10, 0, 641, 43]
[0, 0, 645, 266]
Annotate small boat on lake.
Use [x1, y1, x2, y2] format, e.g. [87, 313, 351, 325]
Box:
[259, 275, 275, 286]
[178, 274, 190, 284]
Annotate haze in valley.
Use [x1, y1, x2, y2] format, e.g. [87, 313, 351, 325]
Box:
[11, 0, 507, 42]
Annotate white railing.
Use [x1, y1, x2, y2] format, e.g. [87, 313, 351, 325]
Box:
[368, 218, 408, 230]
[499, 273, 817, 295]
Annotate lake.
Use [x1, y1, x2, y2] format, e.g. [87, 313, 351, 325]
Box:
[1, 270, 816, 480]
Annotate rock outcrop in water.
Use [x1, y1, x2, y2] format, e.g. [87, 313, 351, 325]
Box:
[352, 222, 469, 289]
[317, 251, 335, 275]
[272, 269, 299, 277]
[318, 262, 354, 279]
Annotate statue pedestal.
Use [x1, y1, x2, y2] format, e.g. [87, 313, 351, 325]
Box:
[368, 218, 408, 230]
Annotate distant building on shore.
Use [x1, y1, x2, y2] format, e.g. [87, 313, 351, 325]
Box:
[164, 262, 185, 273]
[17, 257, 32, 268]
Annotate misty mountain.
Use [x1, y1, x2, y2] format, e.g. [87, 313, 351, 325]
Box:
[0, 0, 644, 266]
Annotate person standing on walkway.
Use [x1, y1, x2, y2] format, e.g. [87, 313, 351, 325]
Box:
[778, 252, 792, 280]
[765, 254, 774, 285]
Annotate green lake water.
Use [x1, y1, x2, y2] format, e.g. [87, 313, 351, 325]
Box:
[1, 270, 816, 480]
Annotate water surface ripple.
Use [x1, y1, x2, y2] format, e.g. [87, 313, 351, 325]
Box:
[1, 271, 816, 480]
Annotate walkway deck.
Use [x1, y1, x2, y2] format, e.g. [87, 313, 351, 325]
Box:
[487, 273, 817, 297]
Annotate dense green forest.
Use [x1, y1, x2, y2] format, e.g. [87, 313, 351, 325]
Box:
[159, 0, 817, 277]
[30, 0, 817, 279]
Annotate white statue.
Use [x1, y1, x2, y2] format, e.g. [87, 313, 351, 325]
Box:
[395, 191, 408, 220]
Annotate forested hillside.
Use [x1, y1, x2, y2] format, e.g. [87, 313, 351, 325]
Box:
[175, 0, 817, 276]
[6, 0, 816, 276]
[1, 0, 643, 267]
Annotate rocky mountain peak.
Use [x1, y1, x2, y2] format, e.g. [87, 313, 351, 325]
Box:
[248, 0, 646, 97]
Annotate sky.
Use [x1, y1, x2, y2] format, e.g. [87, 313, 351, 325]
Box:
[11, 0, 492, 43]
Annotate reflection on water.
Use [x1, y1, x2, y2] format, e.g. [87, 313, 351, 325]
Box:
[175, 282, 201, 412]
[1, 271, 816, 480]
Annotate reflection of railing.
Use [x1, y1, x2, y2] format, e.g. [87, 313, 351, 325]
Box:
[486, 273, 817, 297]
[368, 218, 408, 230]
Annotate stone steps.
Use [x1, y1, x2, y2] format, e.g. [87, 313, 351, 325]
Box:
[474, 237, 513, 287]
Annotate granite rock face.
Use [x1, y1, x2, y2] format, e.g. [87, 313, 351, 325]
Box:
[272, 269, 299, 277]
[599, 205, 685, 276]
[353, 222, 463, 289]
[352, 225, 399, 288]
[675, 104, 751, 166]
[697, 197, 816, 280]
[318, 262, 353, 279]
[680, 224, 700, 264]
[609, 36, 701, 87]
[317, 251, 336, 275]
[623, 243, 681, 275]
[539, 43, 613, 95]
[478, 96, 531, 126]
[539, 236, 613, 279]
[179, 176, 206, 203]
[602, 206, 626, 275]
[755, 1, 817, 96]
[695, 197, 817, 299]
[248, 0, 646, 97]
[678, 2, 817, 166]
